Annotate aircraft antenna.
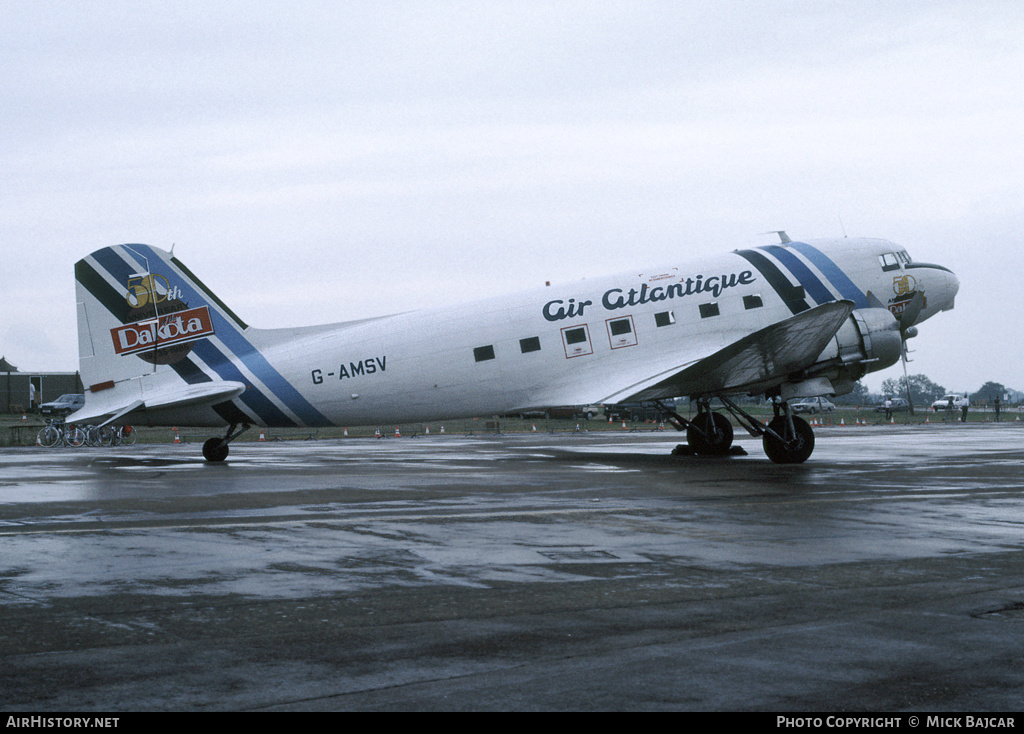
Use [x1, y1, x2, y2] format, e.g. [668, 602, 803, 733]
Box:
[761, 230, 792, 244]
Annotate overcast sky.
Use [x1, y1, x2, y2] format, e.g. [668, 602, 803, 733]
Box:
[2, 1, 1022, 397]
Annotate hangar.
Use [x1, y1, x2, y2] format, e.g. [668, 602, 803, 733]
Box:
[0, 356, 83, 415]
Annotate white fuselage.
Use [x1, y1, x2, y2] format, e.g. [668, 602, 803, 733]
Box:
[73, 237, 959, 430]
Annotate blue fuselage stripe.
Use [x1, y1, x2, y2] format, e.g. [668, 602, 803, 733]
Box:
[190, 341, 297, 427]
[130, 245, 332, 427]
[789, 242, 869, 308]
[89, 245, 331, 427]
[761, 245, 835, 306]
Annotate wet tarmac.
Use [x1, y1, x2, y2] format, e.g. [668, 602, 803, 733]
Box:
[1, 423, 1023, 711]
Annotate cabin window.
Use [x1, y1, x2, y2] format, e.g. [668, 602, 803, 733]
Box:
[520, 336, 541, 353]
[699, 302, 720, 318]
[564, 327, 587, 345]
[560, 324, 593, 358]
[654, 310, 675, 327]
[606, 316, 637, 349]
[609, 319, 632, 336]
[880, 253, 901, 272]
[474, 345, 495, 362]
[743, 294, 763, 310]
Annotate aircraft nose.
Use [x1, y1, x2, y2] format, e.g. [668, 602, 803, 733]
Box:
[915, 262, 959, 317]
[939, 266, 959, 312]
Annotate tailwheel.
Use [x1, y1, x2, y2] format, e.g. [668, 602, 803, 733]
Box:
[762, 415, 815, 464]
[203, 437, 229, 463]
[686, 411, 734, 455]
[202, 423, 251, 462]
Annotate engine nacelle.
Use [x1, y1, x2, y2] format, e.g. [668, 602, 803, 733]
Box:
[806, 307, 903, 390]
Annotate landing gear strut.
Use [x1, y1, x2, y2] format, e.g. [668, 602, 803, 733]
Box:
[761, 401, 814, 464]
[686, 399, 734, 455]
[202, 423, 251, 462]
[655, 395, 816, 464]
[655, 398, 735, 456]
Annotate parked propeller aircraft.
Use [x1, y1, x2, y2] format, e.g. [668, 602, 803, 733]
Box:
[70, 235, 958, 463]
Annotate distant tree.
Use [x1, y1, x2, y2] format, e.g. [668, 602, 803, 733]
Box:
[833, 380, 872, 406]
[970, 381, 1007, 406]
[880, 374, 946, 407]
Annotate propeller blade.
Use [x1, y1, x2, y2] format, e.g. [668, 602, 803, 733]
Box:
[901, 345, 916, 415]
[900, 290, 925, 329]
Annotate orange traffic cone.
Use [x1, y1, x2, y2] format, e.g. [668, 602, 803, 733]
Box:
[173, 427, 180, 443]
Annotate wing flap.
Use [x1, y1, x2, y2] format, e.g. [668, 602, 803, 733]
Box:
[602, 300, 855, 403]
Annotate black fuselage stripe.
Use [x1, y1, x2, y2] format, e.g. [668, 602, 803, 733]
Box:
[75, 260, 130, 324]
[735, 250, 810, 314]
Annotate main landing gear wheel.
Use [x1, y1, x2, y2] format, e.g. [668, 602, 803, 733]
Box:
[203, 437, 229, 463]
[762, 415, 815, 464]
[687, 411, 734, 455]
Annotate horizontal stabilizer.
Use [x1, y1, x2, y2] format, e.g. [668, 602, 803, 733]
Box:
[69, 381, 246, 427]
[604, 300, 855, 402]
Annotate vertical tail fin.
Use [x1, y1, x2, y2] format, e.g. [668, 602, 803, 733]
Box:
[75, 244, 247, 392]
[75, 244, 328, 428]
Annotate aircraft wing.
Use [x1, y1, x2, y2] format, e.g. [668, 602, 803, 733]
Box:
[600, 300, 855, 403]
[69, 381, 247, 427]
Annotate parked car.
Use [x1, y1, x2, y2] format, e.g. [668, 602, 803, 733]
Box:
[874, 397, 910, 413]
[511, 405, 603, 420]
[790, 397, 835, 414]
[931, 394, 968, 411]
[603, 401, 667, 422]
[39, 394, 85, 417]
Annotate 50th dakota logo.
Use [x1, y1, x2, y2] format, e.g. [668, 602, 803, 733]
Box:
[111, 306, 215, 360]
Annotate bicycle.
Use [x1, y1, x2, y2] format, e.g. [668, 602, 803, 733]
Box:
[118, 425, 138, 445]
[85, 424, 138, 447]
[37, 420, 86, 448]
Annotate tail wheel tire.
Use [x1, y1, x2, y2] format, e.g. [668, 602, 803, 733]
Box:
[203, 438, 229, 462]
[763, 416, 815, 464]
[686, 412, 734, 455]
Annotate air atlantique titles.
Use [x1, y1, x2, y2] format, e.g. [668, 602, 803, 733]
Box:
[542, 270, 756, 322]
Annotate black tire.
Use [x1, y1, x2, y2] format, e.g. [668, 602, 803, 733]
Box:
[66, 426, 86, 447]
[762, 416, 815, 464]
[686, 412, 734, 455]
[203, 437, 229, 462]
[119, 426, 138, 445]
[38, 426, 61, 448]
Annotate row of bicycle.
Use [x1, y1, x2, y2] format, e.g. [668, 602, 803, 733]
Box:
[37, 420, 137, 448]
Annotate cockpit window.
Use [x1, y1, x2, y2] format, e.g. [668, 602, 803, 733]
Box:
[879, 253, 901, 272]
